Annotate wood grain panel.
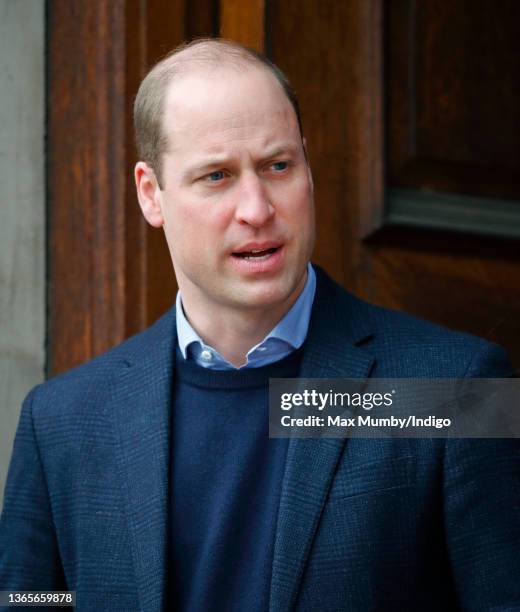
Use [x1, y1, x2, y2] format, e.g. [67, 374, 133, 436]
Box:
[48, 0, 128, 375]
[48, 0, 188, 375]
[220, 0, 265, 50]
[387, 0, 520, 201]
[368, 236, 520, 365]
[186, 0, 218, 38]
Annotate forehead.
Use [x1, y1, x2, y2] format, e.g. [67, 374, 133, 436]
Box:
[161, 66, 299, 155]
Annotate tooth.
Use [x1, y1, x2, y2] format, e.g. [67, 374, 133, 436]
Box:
[244, 253, 271, 261]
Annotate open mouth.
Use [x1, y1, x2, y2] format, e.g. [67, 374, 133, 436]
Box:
[232, 247, 279, 261]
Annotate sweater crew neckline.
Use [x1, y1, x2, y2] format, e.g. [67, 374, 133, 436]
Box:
[174, 344, 303, 390]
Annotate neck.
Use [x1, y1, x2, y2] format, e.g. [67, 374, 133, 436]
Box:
[178, 273, 307, 368]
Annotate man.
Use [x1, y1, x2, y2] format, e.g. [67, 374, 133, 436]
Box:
[1, 39, 518, 611]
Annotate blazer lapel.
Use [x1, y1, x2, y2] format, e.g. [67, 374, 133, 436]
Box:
[270, 269, 375, 612]
[108, 309, 177, 612]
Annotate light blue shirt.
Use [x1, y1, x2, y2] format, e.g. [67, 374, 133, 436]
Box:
[176, 263, 316, 370]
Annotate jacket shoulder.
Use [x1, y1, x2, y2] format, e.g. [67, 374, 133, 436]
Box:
[359, 296, 513, 377]
[29, 306, 176, 416]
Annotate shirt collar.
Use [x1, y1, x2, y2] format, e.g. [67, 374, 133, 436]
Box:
[176, 262, 316, 368]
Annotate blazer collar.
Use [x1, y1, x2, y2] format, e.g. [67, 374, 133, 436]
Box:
[107, 309, 177, 612]
[270, 267, 376, 612]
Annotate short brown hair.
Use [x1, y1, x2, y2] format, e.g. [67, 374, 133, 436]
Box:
[133, 38, 302, 188]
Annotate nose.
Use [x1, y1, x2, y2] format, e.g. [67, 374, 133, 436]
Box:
[234, 174, 274, 227]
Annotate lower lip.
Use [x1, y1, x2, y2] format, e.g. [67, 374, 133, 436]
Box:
[230, 247, 284, 275]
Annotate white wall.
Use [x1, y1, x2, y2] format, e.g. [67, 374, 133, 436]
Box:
[0, 0, 45, 508]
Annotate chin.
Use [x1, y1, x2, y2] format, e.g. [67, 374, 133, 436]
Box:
[232, 276, 302, 311]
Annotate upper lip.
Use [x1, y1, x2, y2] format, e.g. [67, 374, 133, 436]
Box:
[231, 241, 283, 254]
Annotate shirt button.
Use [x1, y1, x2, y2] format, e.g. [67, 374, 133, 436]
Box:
[200, 349, 213, 362]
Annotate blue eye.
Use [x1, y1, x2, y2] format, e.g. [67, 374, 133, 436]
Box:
[206, 170, 225, 182]
[271, 161, 288, 172]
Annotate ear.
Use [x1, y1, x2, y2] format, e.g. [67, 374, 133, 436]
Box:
[134, 161, 164, 228]
[302, 137, 314, 193]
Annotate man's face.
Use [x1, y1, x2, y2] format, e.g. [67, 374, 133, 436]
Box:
[144, 66, 315, 318]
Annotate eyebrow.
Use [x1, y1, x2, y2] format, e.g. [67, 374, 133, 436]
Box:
[262, 143, 300, 158]
[182, 143, 301, 180]
[183, 156, 231, 180]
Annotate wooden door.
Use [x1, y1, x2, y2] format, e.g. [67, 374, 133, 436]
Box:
[48, 0, 520, 374]
[269, 0, 520, 368]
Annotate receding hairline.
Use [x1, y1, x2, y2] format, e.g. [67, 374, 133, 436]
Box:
[146, 38, 283, 82]
[164, 59, 289, 108]
[147, 40, 296, 121]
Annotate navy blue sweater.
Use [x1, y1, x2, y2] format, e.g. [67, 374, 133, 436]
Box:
[170, 346, 302, 611]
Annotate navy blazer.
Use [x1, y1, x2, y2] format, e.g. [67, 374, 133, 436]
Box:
[1, 267, 518, 611]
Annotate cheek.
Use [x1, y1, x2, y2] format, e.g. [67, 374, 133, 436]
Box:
[164, 201, 231, 259]
[161, 204, 197, 261]
[281, 181, 314, 219]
